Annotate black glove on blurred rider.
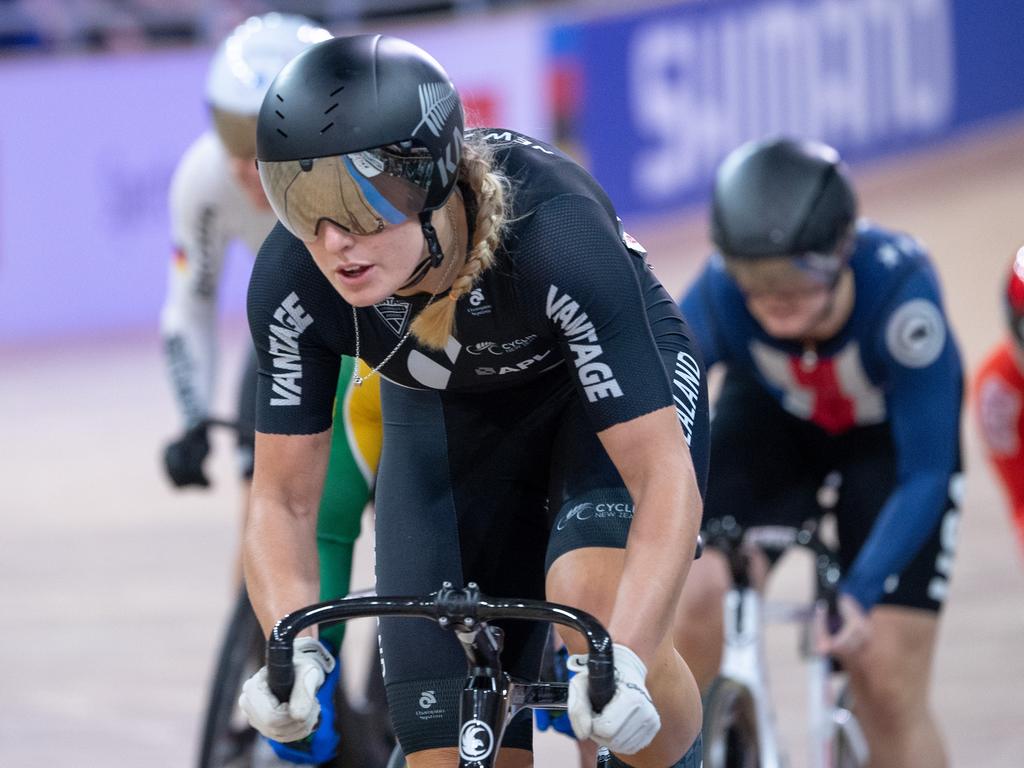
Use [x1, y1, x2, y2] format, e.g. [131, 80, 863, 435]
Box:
[163, 422, 211, 488]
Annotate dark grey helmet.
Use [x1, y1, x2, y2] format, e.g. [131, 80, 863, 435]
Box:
[711, 138, 857, 260]
[257, 33, 464, 213]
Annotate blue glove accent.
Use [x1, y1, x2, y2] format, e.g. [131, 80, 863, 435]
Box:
[535, 706, 577, 737]
[534, 646, 577, 739]
[266, 654, 342, 764]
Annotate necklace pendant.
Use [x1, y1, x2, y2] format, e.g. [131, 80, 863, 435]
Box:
[800, 347, 818, 370]
[353, 374, 364, 387]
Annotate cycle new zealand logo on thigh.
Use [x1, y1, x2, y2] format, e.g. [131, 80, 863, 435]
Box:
[557, 498, 634, 531]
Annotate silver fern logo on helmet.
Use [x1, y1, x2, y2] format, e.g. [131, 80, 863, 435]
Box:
[413, 82, 458, 138]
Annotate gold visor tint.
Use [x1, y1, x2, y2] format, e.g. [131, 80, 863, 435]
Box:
[258, 148, 435, 241]
[210, 108, 258, 158]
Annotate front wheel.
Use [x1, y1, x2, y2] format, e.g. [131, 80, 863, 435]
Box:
[701, 676, 761, 768]
[831, 687, 868, 768]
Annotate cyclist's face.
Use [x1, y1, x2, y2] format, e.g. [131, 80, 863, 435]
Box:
[228, 155, 270, 211]
[306, 218, 425, 307]
[745, 286, 833, 339]
[726, 255, 840, 339]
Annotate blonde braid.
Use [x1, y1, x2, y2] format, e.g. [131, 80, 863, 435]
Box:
[411, 138, 509, 350]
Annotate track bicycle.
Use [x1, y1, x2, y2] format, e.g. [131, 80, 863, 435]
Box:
[266, 582, 624, 768]
[700, 512, 869, 768]
[190, 419, 395, 768]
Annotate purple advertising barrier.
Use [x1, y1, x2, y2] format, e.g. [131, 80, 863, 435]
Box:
[0, 47, 218, 344]
[0, 15, 550, 345]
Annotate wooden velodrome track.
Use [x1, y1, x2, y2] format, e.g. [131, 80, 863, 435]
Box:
[2, 118, 1023, 766]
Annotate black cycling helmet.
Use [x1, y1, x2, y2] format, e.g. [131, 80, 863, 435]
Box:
[1005, 247, 1024, 349]
[712, 137, 857, 262]
[256, 33, 464, 252]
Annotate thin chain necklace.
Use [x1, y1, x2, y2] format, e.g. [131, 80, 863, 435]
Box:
[351, 203, 461, 386]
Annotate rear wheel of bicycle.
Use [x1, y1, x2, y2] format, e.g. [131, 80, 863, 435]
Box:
[197, 587, 396, 767]
[197, 587, 266, 768]
[701, 676, 761, 768]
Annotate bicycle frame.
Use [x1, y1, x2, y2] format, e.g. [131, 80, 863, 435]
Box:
[719, 584, 785, 767]
[712, 518, 869, 768]
[805, 640, 868, 768]
[267, 582, 616, 768]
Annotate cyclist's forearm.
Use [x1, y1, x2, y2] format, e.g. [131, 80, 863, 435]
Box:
[160, 294, 218, 426]
[610, 464, 700, 660]
[598, 407, 702, 661]
[244, 497, 321, 638]
[842, 471, 948, 609]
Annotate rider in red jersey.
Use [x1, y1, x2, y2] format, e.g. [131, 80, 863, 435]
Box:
[972, 246, 1024, 558]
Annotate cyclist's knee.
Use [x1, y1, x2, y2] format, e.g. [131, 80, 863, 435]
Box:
[674, 550, 729, 658]
[495, 748, 533, 767]
[678, 549, 730, 615]
[849, 658, 931, 730]
[847, 652, 930, 730]
[847, 607, 938, 719]
[605, 732, 703, 768]
[405, 747, 459, 767]
[406, 745, 532, 767]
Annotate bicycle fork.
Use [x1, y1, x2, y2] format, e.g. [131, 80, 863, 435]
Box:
[806, 649, 834, 768]
[720, 586, 787, 768]
[805, 646, 869, 768]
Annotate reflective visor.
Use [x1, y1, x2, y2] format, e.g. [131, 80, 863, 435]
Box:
[258, 147, 435, 241]
[724, 252, 843, 296]
[210, 108, 258, 158]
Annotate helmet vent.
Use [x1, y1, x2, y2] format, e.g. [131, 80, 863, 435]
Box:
[276, 128, 288, 138]
[275, 110, 284, 119]
[276, 93, 284, 102]
[320, 122, 335, 134]
[330, 86, 344, 97]
[324, 103, 338, 115]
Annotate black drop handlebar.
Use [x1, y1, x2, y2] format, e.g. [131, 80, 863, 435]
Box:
[266, 582, 617, 714]
[705, 516, 844, 632]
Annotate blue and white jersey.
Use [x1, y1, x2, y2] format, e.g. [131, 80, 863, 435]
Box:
[680, 222, 963, 608]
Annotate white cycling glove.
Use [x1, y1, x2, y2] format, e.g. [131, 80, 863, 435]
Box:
[567, 642, 661, 755]
[238, 636, 335, 743]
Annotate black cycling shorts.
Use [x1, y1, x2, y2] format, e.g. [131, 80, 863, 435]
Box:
[374, 329, 709, 756]
[704, 371, 960, 613]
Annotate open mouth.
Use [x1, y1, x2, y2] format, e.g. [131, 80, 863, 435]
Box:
[338, 264, 372, 279]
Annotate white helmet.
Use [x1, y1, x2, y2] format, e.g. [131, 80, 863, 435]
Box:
[206, 13, 331, 115]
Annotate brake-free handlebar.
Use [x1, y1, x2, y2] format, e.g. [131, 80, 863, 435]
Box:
[266, 583, 616, 714]
[705, 516, 845, 633]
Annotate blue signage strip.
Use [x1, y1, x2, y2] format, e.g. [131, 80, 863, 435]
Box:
[553, 0, 1024, 217]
